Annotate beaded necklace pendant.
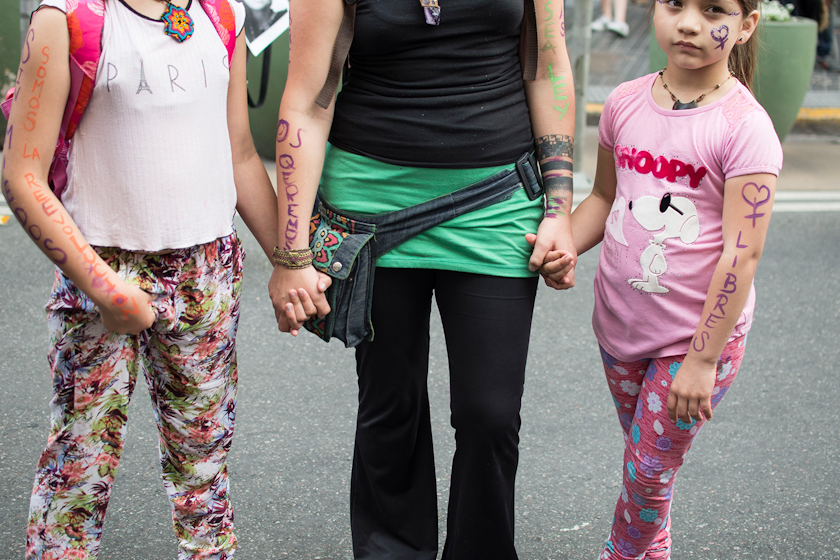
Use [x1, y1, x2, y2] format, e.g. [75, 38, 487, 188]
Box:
[672, 100, 699, 110]
[659, 67, 733, 111]
[161, 1, 194, 42]
[420, 0, 441, 25]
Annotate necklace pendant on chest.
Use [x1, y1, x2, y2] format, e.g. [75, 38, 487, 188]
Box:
[672, 100, 698, 110]
[420, 0, 441, 25]
[161, 1, 194, 42]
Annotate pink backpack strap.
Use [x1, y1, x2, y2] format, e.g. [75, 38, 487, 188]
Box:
[199, 0, 238, 64]
[49, 0, 104, 196]
[1, 89, 13, 122]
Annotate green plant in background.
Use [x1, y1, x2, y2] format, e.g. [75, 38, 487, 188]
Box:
[752, 2, 818, 142]
[760, 0, 794, 22]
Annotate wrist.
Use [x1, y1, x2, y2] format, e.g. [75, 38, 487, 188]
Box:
[539, 214, 572, 230]
[81, 266, 118, 306]
[683, 349, 718, 369]
[271, 247, 314, 269]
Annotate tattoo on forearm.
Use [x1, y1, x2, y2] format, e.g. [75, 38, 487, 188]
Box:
[547, 64, 570, 121]
[544, 176, 572, 218]
[539, 159, 573, 173]
[277, 118, 306, 250]
[692, 181, 771, 352]
[536, 134, 574, 159]
[536, 135, 574, 218]
[7, 173, 143, 319]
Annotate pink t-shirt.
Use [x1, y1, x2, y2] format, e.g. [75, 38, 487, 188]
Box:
[594, 73, 783, 362]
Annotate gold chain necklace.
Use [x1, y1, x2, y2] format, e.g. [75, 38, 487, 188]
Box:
[659, 67, 734, 110]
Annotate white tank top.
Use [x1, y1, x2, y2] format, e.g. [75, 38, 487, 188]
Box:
[43, 0, 246, 251]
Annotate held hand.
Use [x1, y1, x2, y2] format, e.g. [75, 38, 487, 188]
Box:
[542, 249, 576, 289]
[667, 357, 717, 424]
[269, 266, 332, 336]
[525, 221, 577, 290]
[99, 284, 157, 335]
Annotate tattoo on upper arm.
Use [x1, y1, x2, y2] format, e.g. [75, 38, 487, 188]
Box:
[536, 134, 574, 218]
[22, 29, 34, 65]
[541, 1, 563, 53]
[18, 46, 51, 135]
[14, 68, 23, 101]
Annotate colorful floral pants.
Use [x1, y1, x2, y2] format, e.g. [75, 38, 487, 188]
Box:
[26, 234, 244, 560]
[598, 336, 747, 560]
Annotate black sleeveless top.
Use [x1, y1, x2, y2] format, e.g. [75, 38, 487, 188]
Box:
[328, 0, 535, 168]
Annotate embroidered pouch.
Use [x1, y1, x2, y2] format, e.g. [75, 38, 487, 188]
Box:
[300, 152, 543, 347]
[304, 205, 376, 345]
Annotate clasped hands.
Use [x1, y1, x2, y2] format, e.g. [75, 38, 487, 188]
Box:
[268, 220, 577, 337]
[525, 218, 577, 290]
[268, 265, 333, 336]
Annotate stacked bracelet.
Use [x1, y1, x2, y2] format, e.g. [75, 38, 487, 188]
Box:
[271, 247, 314, 269]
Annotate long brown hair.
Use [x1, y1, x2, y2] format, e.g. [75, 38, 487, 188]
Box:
[728, 0, 760, 91]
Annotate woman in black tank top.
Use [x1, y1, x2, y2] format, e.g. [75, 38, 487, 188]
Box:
[268, 1, 577, 558]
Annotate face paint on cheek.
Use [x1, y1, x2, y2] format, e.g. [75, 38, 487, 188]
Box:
[711, 25, 730, 50]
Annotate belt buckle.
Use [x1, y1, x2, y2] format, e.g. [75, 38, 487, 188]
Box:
[516, 152, 543, 202]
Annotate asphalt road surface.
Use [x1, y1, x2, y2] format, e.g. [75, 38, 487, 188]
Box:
[1, 209, 838, 560]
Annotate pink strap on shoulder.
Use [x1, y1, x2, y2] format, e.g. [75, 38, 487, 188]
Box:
[45, 0, 104, 196]
[67, 0, 105, 81]
[199, 0, 238, 64]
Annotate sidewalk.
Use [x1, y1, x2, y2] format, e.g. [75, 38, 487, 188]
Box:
[582, 0, 840, 123]
[575, 0, 840, 194]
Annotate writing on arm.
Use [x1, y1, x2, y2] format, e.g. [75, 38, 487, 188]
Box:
[692, 180, 773, 351]
[277, 119, 307, 250]
[3, 14, 144, 322]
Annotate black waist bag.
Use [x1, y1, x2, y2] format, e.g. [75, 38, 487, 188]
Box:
[304, 152, 543, 347]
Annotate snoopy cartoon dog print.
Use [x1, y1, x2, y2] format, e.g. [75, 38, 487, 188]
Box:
[628, 193, 700, 293]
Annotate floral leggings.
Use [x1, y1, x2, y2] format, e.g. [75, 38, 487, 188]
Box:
[598, 336, 747, 560]
[26, 234, 244, 560]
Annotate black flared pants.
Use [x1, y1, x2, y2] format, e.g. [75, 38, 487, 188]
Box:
[351, 267, 538, 560]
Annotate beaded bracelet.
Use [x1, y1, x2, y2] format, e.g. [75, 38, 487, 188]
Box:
[271, 247, 314, 269]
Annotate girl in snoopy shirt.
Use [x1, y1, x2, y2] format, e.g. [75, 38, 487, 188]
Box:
[535, 0, 783, 556]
